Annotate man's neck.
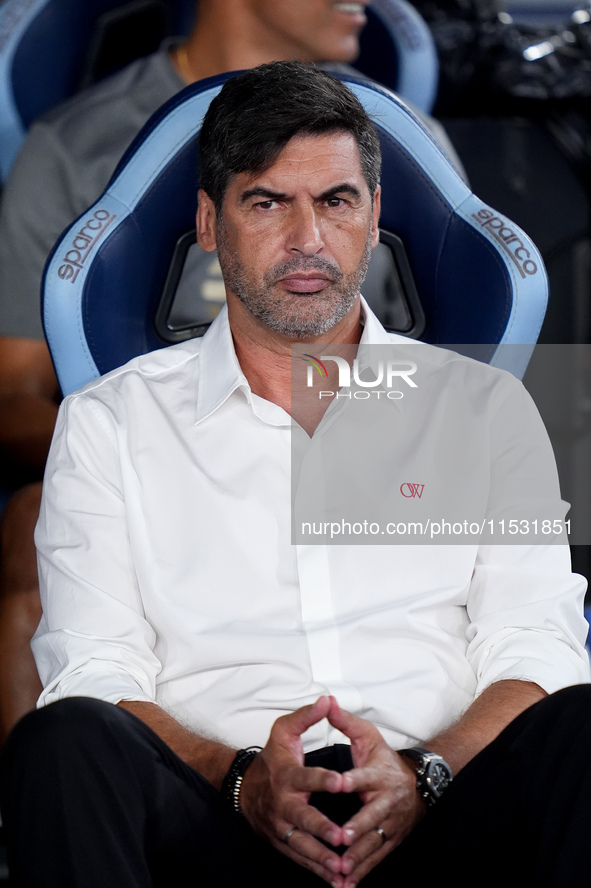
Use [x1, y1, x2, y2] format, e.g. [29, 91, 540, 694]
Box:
[227, 297, 363, 436]
[174, 2, 322, 84]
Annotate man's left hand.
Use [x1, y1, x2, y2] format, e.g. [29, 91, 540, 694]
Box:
[327, 696, 425, 887]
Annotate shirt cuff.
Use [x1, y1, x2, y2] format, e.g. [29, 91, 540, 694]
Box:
[37, 668, 155, 709]
[475, 629, 591, 696]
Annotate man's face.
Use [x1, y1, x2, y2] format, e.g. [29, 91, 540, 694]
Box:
[246, 0, 370, 63]
[197, 131, 381, 339]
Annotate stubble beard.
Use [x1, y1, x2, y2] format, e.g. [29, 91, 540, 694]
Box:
[215, 217, 373, 338]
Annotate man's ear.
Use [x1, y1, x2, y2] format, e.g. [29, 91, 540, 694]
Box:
[196, 189, 217, 252]
[370, 186, 381, 250]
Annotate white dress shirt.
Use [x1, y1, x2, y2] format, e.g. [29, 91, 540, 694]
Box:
[33, 301, 590, 752]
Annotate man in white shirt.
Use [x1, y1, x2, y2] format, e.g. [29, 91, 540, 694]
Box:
[1, 61, 590, 888]
[0, 0, 464, 743]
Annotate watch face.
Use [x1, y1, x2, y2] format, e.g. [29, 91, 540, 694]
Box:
[426, 760, 452, 797]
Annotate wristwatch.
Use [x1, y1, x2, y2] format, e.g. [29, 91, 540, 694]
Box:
[398, 746, 453, 807]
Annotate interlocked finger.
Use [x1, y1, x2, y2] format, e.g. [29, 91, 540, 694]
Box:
[281, 795, 342, 847]
[283, 826, 298, 845]
[289, 764, 343, 794]
[340, 825, 394, 884]
[276, 821, 344, 884]
[340, 791, 392, 842]
[375, 827, 387, 845]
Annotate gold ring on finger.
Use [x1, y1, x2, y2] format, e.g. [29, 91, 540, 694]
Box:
[375, 827, 387, 844]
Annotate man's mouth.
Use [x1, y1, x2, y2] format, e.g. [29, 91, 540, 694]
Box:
[267, 256, 342, 293]
[279, 273, 334, 294]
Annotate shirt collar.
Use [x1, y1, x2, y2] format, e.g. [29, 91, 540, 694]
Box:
[195, 304, 250, 423]
[357, 295, 415, 380]
[195, 296, 408, 423]
[359, 294, 417, 347]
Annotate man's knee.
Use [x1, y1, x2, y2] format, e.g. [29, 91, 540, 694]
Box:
[534, 683, 591, 729]
[499, 682, 591, 756]
[1, 697, 128, 775]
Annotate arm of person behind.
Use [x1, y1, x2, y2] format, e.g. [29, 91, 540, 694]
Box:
[0, 119, 86, 484]
[0, 120, 81, 339]
[0, 338, 60, 483]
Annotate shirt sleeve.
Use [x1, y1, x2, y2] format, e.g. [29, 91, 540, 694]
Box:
[466, 377, 590, 695]
[0, 122, 83, 340]
[33, 391, 161, 707]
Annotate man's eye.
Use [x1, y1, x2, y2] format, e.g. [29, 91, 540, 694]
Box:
[326, 197, 345, 208]
[256, 200, 277, 210]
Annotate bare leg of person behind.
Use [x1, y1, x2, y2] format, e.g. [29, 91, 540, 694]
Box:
[0, 484, 43, 743]
[0, 337, 58, 742]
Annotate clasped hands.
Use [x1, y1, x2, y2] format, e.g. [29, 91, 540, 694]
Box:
[239, 695, 425, 888]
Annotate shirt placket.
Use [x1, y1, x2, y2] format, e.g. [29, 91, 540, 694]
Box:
[294, 426, 363, 744]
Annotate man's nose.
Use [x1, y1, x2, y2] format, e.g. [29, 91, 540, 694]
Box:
[286, 204, 324, 255]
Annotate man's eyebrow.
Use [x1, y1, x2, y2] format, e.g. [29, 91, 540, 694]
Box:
[239, 187, 288, 204]
[318, 183, 363, 201]
[239, 183, 364, 204]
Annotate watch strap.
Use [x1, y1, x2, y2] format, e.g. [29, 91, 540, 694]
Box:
[398, 746, 453, 806]
[398, 746, 433, 763]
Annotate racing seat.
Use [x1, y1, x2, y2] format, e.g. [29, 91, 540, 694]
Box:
[0, 0, 438, 182]
[41, 72, 548, 397]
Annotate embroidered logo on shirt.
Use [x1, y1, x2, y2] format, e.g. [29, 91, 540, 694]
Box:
[400, 483, 425, 498]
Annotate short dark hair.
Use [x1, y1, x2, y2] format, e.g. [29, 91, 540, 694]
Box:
[198, 61, 382, 211]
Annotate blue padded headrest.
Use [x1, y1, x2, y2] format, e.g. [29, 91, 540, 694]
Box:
[0, 0, 195, 179]
[43, 72, 548, 395]
[357, 0, 438, 113]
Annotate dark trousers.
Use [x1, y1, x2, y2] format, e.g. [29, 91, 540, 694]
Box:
[2, 686, 591, 887]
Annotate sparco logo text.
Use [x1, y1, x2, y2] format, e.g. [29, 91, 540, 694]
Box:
[58, 209, 117, 283]
[472, 208, 537, 279]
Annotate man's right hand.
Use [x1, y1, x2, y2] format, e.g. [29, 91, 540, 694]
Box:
[239, 695, 349, 885]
